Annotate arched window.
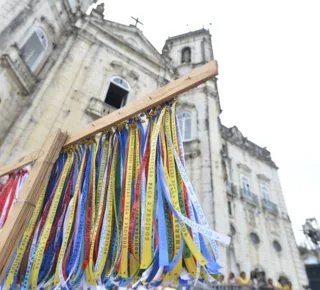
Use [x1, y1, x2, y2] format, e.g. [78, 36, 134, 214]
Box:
[181, 47, 191, 64]
[177, 111, 192, 142]
[105, 76, 130, 109]
[20, 28, 48, 72]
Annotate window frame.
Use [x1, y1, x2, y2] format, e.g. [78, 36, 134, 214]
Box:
[228, 201, 232, 216]
[20, 27, 48, 72]
[104, 76, 130, 109]
[241, 174, 251, 196]
[181, 47, 191, 64]
[261, 183, 270, 201]
[226, 161, 232, 191]
[177, 111, 193, 142]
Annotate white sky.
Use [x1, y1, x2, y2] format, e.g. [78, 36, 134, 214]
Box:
[102, 0, 320, 242]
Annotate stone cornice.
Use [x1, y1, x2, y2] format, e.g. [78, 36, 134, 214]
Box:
[221, 125, 278, 169]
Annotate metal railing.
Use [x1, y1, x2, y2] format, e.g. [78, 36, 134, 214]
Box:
[208, 286, 253, 290]
[262, 198, 278, 215]
[240, 189, 259, 205]
[193, 285, 273, 290]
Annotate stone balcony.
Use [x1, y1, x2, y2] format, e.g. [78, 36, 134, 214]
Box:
[1, 46, 37, 95]
[240, 189, 259, 206]
[86, 97, 117, 118]
[262, 198, 279, 215]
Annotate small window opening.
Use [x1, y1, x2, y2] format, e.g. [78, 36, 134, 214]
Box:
[228, 201, 232, 216]
[181, 47, 191, 63]
[105, 77, 129, 109]
[250, 232, 260, 244]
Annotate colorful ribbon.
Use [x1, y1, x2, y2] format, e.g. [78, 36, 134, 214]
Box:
[0, 168, 29, 231]
[1, 101, 230, 290]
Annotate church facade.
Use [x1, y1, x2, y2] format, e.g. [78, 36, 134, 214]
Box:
[0, 0, 308, 288]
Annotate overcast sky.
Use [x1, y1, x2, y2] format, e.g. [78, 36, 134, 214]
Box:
[102, 0, 320, 242]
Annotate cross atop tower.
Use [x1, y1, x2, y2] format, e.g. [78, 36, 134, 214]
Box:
[131, 16, 143, 28]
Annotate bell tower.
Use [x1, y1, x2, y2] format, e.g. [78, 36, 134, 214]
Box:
[162, 28, 214, 76]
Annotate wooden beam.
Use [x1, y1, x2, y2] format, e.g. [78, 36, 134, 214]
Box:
[0, 130, 68, 281]
[63, 60, 218, 147]
[0, 60, 218, 177]
[0, 150, 41, 178]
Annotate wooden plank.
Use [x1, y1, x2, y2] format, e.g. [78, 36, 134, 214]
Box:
[64, 60, 218, 147]
[0, 60, 218, 177]
[0, 130, 68, 281]
[0, 150, 41, 178]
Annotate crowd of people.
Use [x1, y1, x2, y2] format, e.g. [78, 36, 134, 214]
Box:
[217, 272, 293, 290]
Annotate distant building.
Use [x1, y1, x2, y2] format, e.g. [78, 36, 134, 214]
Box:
[0, 0, 308, 288]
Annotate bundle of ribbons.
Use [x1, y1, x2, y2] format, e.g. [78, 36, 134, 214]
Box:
[2, 101, 230, 289]
[0, 169, 29, 231]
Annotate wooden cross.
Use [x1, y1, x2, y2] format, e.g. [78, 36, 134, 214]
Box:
[131, 16, 143, 28]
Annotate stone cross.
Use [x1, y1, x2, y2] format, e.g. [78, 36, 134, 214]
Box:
[131, 16, 143, 28]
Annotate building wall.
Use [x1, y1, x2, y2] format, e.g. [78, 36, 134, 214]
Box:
[0, 14, 169, 164]
[0, 0, 77, 149]
[223, 139, 308, 288]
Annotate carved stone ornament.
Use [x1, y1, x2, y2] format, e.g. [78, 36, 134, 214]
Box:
[237, 163, 252, 174]
[257, 174, 271, 183]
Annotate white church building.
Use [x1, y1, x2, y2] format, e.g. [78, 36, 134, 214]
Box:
[0, 0, 308, 288]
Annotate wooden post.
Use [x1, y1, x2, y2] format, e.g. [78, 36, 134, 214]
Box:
[0, 60, 218, 175]
[0, 130, 68, 280]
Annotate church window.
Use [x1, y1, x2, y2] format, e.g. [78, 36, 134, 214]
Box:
[230, 224, 236, 236]
[228, 201, 232, 216]
[242, 175, 251, 196]
[273, 240, 282, 252]
[226, 163, 232, 192]
[250, 232, 260, 244]
[20, 28, 48, 72]
[177, 111, 192, 142]
[261, 184, 270, 201]
[105, 77, 130, 109]
[181, 47, 191, 63]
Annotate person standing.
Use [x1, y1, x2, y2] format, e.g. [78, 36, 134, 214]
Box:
[267, 278, 276, 289]
[227, 272, 236, 284]
[237, 272, 251, 285]
[217, 275, 225, 285]
[250, 271, 258, 289]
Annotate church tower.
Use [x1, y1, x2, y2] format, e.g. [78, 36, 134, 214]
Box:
[163, 29, 230, 271]
[162, 28, 214, 76]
